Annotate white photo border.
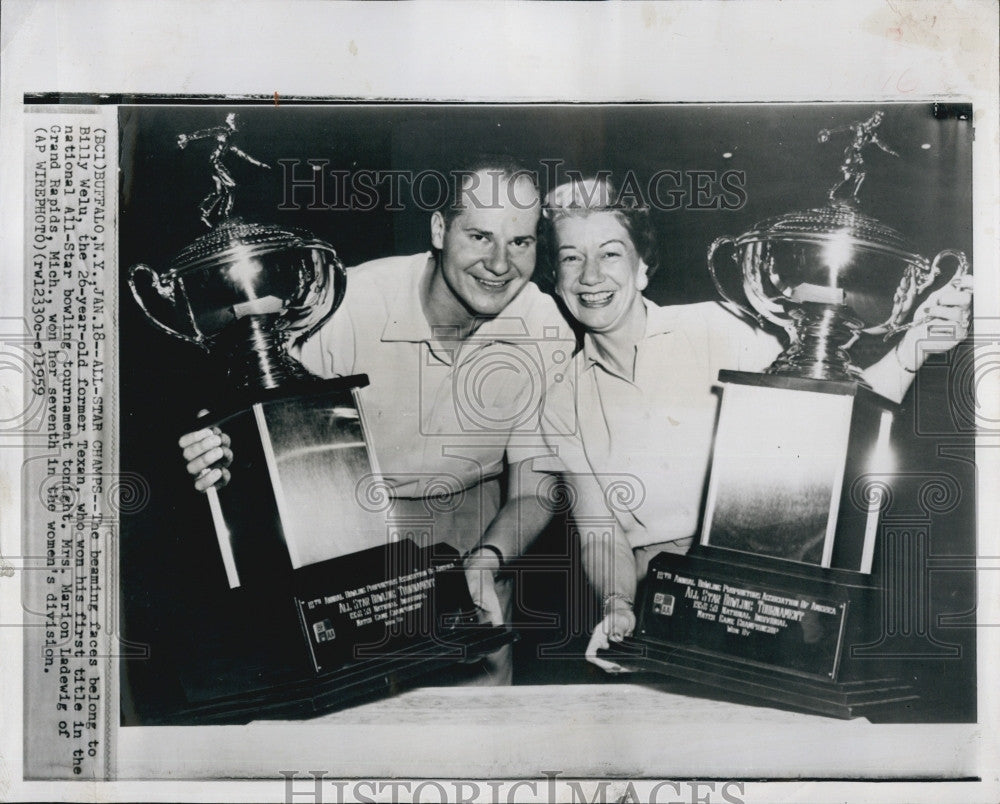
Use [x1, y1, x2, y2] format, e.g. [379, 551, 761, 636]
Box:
[1, 2, 997, 803]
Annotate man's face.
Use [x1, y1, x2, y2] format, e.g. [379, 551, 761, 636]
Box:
[430, 171, 541, 319]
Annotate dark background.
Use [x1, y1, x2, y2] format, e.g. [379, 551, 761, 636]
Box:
[119, 103, 977, 722]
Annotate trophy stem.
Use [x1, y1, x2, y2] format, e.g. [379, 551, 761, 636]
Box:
[217, 315, 314, 392]
[766, 304, 867, 385]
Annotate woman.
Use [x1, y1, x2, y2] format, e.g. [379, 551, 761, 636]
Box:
[472, 176, 974, 674]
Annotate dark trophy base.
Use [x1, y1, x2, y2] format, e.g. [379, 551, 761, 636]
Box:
[604, 371, 916, 719]
[146, 539, 513, 725]
[608, 549, 916, 720]
[142, 376, 515, 724]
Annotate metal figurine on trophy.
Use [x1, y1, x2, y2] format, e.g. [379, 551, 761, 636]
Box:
[611, 112, 969, 718]
[176, 112, 271, 226]
[128, 116, 509, 723]
[818, 110, 899, 204]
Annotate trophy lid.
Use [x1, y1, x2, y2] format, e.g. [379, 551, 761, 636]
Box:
[163, 218, 337, 279]
[129, 214, 346, 357]
[737, 204, 921, 264]
[735, 111, 925, 264]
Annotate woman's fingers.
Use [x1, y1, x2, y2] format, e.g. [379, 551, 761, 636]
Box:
[920, 304, 966, 330]
[902, 276, 974, 355]
[464, 567, 503, 627]
[604, 609, 637, 642]
[585, 613, 634, 674]
[921, 276, 973, 321]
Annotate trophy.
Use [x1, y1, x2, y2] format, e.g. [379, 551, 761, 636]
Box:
[611, 112, 968, 718]
[706, 110, 967, 383]
[127, 116, 510, 724]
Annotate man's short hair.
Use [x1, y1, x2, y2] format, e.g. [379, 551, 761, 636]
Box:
[438, 155, 540, 227]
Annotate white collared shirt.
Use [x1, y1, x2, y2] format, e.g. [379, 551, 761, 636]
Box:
[539, 299, 783, 548]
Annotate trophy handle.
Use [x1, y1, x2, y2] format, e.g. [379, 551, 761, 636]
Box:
[287, 243, 347, 344]
[270, 241, 347, 354]
[708, 236, 766, 328]
[877, 249, 970, 340]
[128, 263, 208, 350]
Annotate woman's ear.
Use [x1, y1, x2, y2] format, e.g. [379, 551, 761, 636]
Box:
[430, 211, 446, 250]
[636, 260, 650, 292]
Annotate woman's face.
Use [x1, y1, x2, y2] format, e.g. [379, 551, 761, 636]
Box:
[553, 211, 648, 334]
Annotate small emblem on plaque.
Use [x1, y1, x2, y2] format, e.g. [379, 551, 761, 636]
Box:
[653, 593, 675, 616]
[312, 619, 337, 644]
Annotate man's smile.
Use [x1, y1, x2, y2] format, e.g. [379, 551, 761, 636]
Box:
[474, 277, 514, 290]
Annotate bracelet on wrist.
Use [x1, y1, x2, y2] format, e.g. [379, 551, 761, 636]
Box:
[465, 544, 505, 572]
[894, 344, 918, 374]
[602, 592, 634, 617]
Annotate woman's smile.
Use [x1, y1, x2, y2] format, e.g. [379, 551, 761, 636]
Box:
[578, 290, 616, 308]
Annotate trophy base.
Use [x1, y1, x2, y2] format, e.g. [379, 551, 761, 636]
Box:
[198, 374, 392, 582]
[127, 379, 519, 725]
[704, 371, 897, 572]
[148, 627, 515, 725]
[139, 540, 517, 725]
[606, 549, 917, 720]
[608, 639, 916, 720]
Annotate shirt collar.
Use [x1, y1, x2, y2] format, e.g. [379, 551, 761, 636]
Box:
[380, 252, 437, 343]
[581, 297, 676, 374]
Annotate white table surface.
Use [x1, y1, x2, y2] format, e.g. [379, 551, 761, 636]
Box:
[117, 680, 978, 780]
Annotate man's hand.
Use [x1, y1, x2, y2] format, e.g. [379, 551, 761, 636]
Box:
[896, 273, 974, 367]
[463, 548, 504, 627]
[179, 427, 233, 492]
[585, 605, 636, 674]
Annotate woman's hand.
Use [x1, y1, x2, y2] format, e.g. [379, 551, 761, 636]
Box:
[585, 603, 636, 674]
[463, 548, 504, 627]
[179, 427, 233, 492]
[896, 274, 974, 368]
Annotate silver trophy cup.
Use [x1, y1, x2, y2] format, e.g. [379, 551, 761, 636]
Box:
[708, 111, 968, 383]
[708, 205, 968, 382]
[129, 218, 347, 392]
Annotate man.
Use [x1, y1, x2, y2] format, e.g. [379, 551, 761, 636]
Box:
[180, 159, 570, 684]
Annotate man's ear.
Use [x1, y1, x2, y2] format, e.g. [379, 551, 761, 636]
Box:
[636, 260, 650, 292]
[430, 211, 446, 250]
